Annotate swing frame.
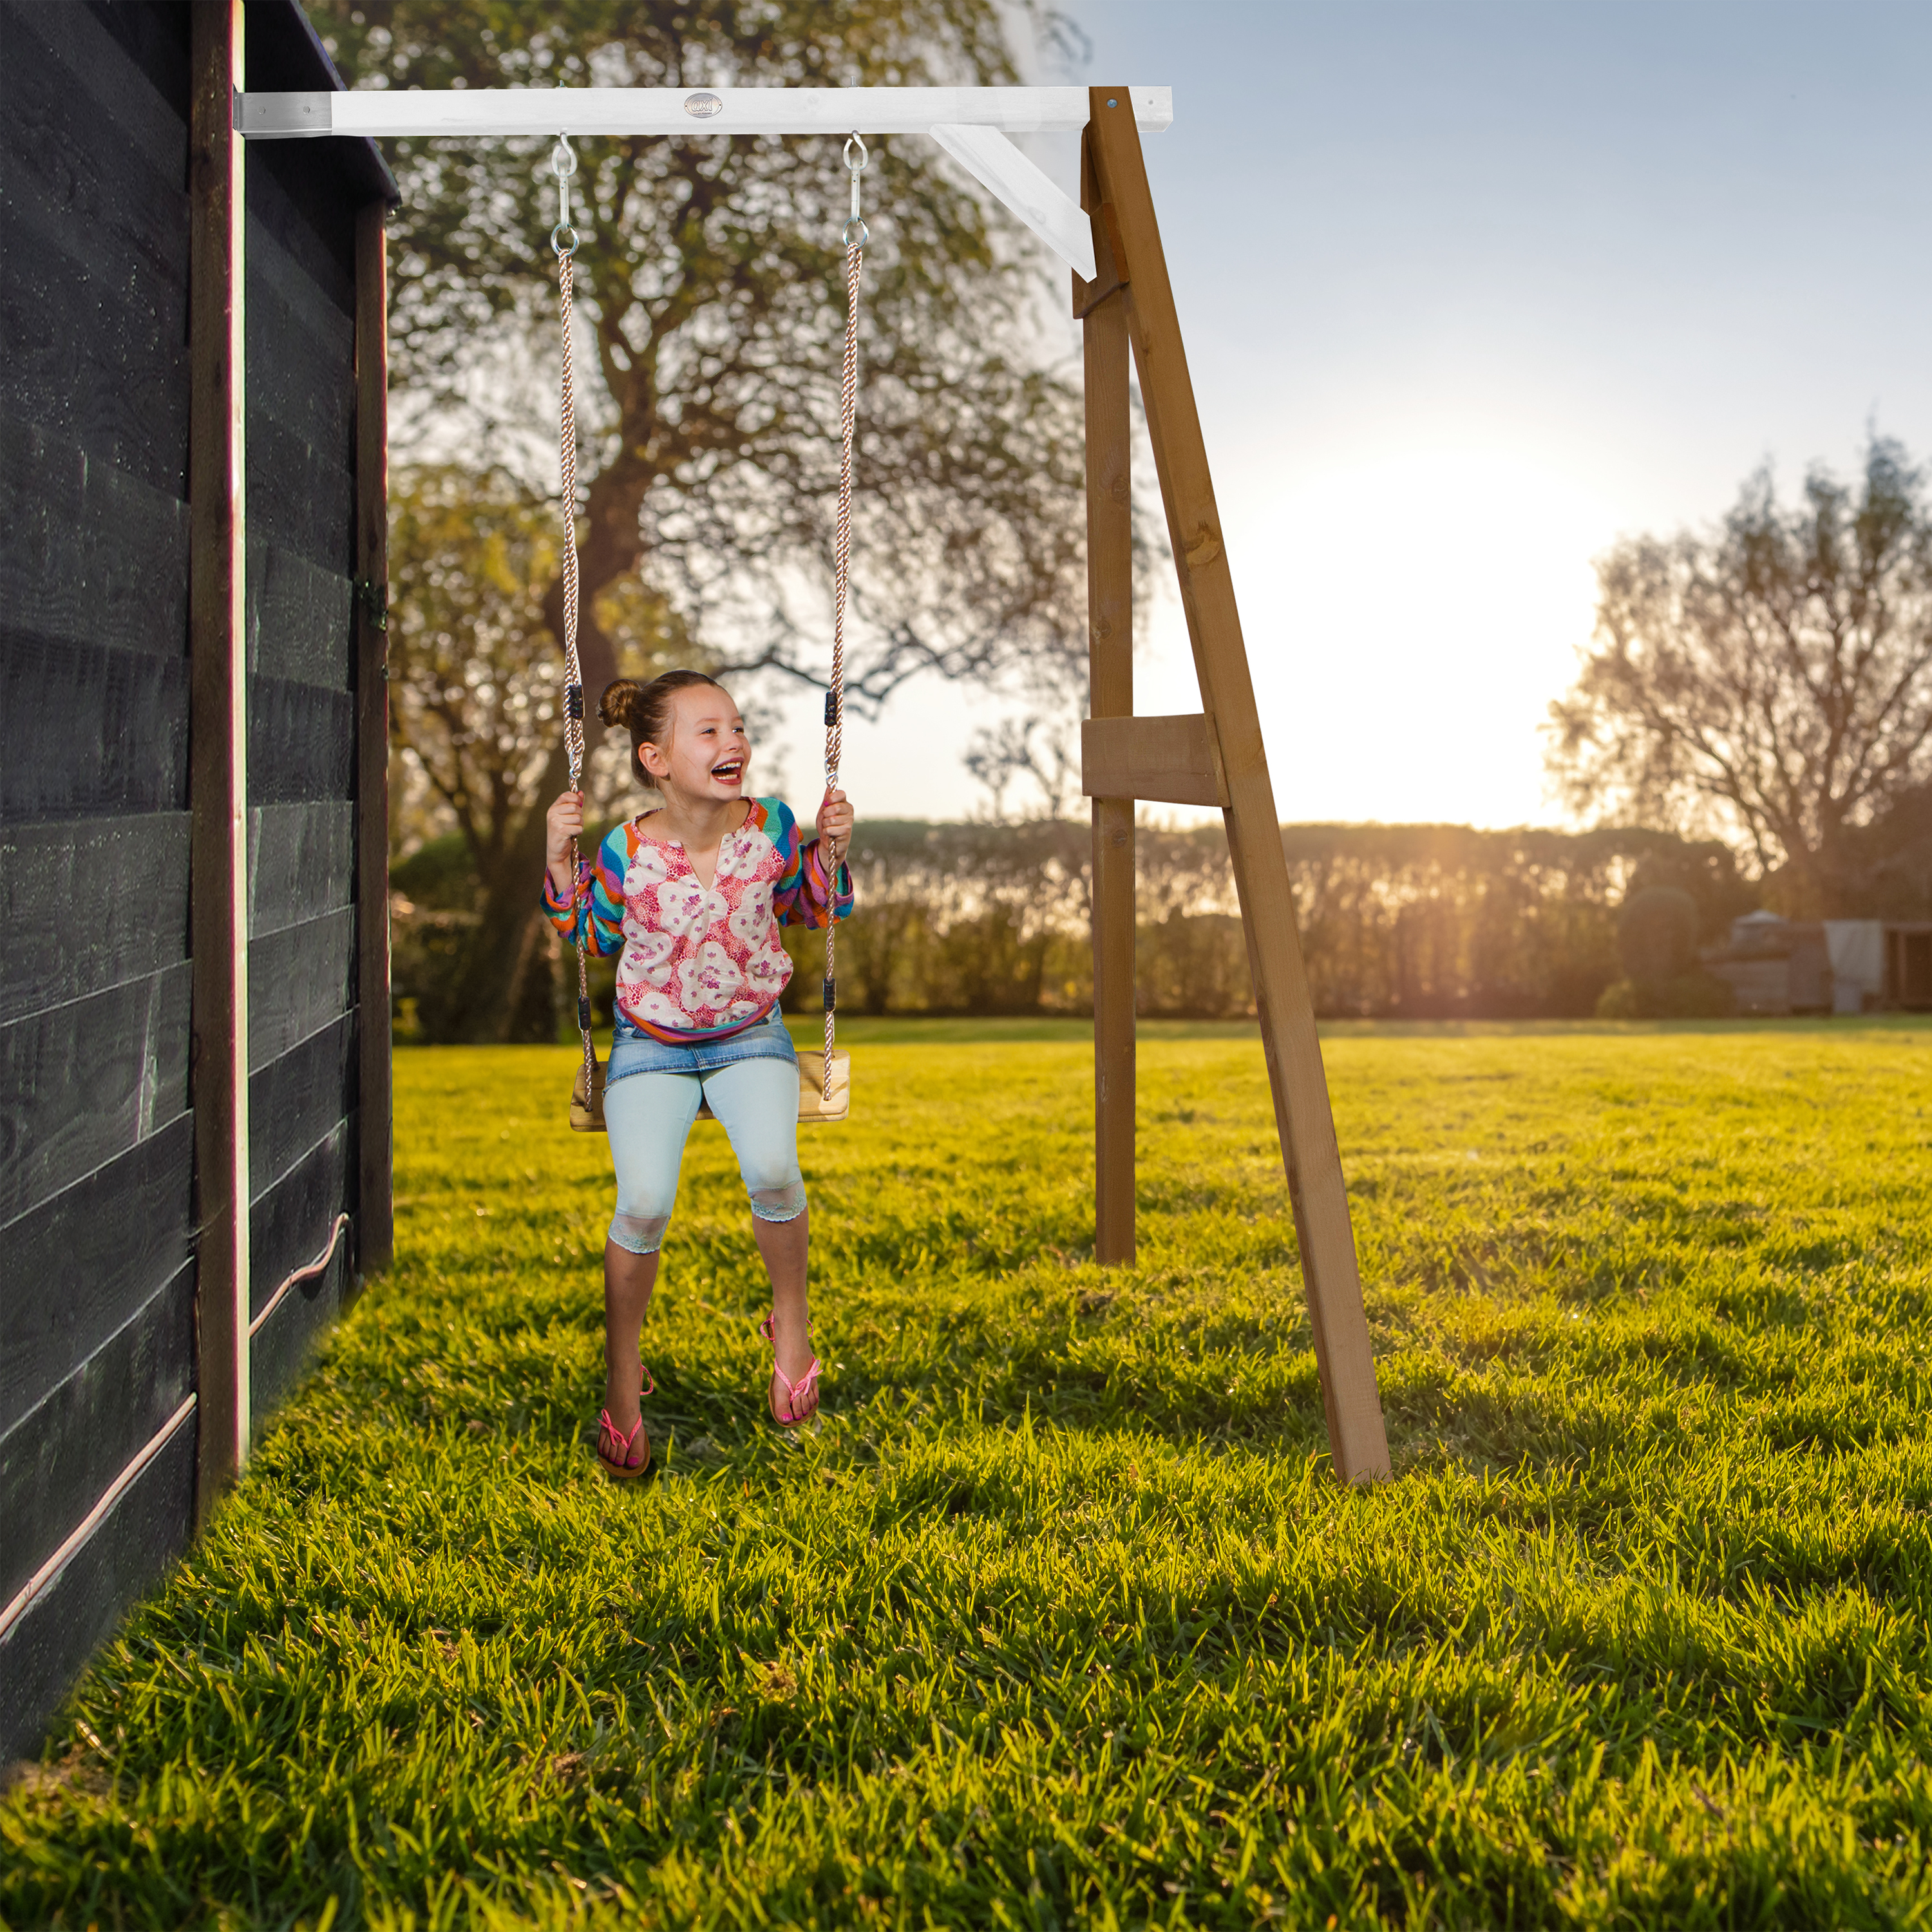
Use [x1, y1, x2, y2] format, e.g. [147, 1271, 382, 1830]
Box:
[236, 77, 1392, 1485]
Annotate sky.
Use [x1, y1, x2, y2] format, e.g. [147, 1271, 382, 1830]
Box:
[829, 0, 1932, 828]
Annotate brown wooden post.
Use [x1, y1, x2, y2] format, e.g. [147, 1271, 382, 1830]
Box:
[1086, 87, 1391, 1482]
[188, 0, 251, 1521]
[354, 202, 393, 1278]
[1081, 132, 1136, 1267]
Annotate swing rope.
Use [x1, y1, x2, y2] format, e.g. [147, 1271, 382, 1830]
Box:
[550, 131, 860, 1115]
[825, 133, 866, 1101]
[551, 138, 595, 1109]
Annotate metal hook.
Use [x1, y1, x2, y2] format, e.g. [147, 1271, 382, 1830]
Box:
[552, 133, 579, 256]
[842, 131, 867, 248]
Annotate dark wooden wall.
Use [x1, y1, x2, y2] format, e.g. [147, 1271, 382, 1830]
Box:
[242, 33, 364, 1412]
[0, 0, 391, 1761]
[0, 0, 201, 1765]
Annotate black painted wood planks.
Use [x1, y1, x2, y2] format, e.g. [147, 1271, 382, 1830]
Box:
[0, 1414, 194, 1762]
[249, 907, 355, 1068]
[247, 542, 357, 691]
[251, 1235, 353, 1422]
[249, 1112, 354, 1317]
[247, 800, 354, 938]
[0, 1261, 195, 1610]
[0, 965, 191, 1226]
[0, 814, 191, 1028]
[0, 419, 193, 664]
[247, 1009, 356, 1204]
[0, 1115, 194, 1439]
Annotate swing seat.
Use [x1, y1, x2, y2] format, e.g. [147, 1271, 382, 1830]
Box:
[571, 1048, 849, 1132]
[795, 1048, 851, 1124]
[570, 1056, 605, 1132]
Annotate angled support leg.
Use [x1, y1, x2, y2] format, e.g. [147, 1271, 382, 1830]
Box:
[1086, 88, 1391, 1482]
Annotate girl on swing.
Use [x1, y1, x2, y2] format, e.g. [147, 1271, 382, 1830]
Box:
[542, 669, 855, 1480]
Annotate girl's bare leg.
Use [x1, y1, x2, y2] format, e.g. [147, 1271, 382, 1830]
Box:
[603, 1240, 659, 1428]
[752, 1206, 817, 1417]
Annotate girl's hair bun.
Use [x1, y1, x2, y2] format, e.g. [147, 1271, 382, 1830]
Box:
[600, 669, 724, 789]
[598, 678, 645, 732]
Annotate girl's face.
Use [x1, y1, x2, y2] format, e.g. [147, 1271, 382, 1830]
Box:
[640, 684, 750, 804]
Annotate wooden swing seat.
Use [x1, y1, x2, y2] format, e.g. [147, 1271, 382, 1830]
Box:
[571, 1047, 850, 1132]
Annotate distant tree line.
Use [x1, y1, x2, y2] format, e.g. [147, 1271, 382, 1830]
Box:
[390, 817, 1777, 1034]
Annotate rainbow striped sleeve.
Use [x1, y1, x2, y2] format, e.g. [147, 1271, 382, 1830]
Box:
[766, 799, 855, 931]
[540, 822, 629, 958]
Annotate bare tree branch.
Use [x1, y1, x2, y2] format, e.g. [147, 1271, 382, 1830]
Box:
[1546, 437, 1932, 914]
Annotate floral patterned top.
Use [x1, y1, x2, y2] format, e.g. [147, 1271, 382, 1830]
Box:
[542, 797, 853, 1042]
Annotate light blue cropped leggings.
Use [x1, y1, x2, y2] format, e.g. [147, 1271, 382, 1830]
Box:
[602, 1059, 807, 1256]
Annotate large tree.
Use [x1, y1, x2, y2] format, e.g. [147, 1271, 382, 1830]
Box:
[1547, 437, 1932, 917]
[312, 0, 1088, 1037]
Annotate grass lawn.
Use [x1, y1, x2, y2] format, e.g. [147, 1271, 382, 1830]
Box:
[5, 1019, 1931, 1929]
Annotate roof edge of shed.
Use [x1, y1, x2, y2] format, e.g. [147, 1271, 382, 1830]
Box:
[249, 0, 399, 207]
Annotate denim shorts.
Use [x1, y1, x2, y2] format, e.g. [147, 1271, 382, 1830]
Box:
[601, 1005, 804, 1254]
[605, 1002, 797, 1087]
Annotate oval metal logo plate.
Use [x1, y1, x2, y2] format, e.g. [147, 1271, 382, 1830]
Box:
[683, 91, 723, 118]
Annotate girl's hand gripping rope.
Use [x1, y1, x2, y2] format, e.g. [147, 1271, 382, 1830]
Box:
[545, 789, 586, 899]
[817, 787, 854, 868]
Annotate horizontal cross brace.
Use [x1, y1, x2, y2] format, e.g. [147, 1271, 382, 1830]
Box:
[236, 84, 1173, 141]
[1081, 714, 1229, 809]
[234, 84, 1170, 283]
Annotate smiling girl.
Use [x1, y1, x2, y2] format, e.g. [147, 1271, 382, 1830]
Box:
[543, 670, 854, 1479]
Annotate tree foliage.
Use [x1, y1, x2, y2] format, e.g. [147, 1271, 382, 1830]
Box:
[1548, 437, 1932, 916]
[313, 0, 1086, 711]
[386, 463, 686, 871]
[819, 821, 1756, 1020]
[310, 0, 1092, 1036]
[1616, 887, 1698, 983]
[384, 464, 693, 1037]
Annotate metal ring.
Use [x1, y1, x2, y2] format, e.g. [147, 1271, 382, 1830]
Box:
[842, 216, 868, 249]
[552, 222, 580, 256]
[551, 138, 577, 178]
[844, 131, 868, 173]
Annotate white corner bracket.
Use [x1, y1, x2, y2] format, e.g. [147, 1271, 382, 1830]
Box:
[236, 85, 1171, 280]
[929, 124, 1095, 279]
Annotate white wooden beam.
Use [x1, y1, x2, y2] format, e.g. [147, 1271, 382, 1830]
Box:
[236, 84, 1172, 141]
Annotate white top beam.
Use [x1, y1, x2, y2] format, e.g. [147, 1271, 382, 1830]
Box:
[237, 84, 1171, 142]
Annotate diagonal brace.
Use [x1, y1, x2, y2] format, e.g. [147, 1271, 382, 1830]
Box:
[929, 125, 1095, 279]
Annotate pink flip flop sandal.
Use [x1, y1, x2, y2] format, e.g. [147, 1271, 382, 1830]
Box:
[595, 1367, 656, 1479]
[757, 1316, 821, 1428]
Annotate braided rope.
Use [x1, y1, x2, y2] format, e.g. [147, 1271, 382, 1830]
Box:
[824, 235, 862, 1096]
[558, 249, 595, 1104]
